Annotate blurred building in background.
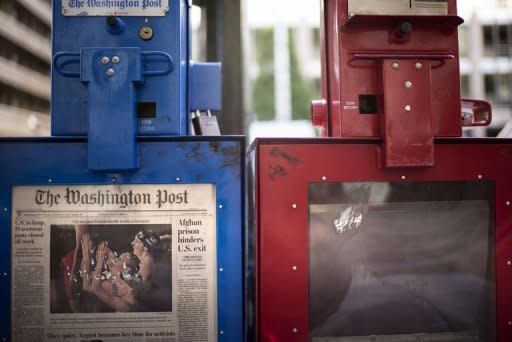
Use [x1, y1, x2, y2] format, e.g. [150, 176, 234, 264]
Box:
[0, 0, 51, 136]
[459, 0, 512, 137]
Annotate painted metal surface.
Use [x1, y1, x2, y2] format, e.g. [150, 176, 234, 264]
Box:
[52, 0, 190, 136]
[381, 59, 434, 167]
[0, 136, 245, 342]
[317, 0, 462, 142]
[249, 138, 512, 342]
[52, 0, 222, 137]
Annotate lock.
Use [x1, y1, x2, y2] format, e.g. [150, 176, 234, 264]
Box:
[192, 110, 221, 136]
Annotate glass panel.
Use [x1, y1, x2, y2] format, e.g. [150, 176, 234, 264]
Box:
[309, 182, 495, 342]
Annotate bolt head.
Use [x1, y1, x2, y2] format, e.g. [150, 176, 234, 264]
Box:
[415, 62, 423, 69]
[292, 266, 297, 271]
[404, 81, 413, 89]
[106, 68, 115, 77]
[219, 267, 224, 272]
[112, 56, 120, 64]
[292, 203, 297, 209]
[405, 105, 412, 112]
[292, 328, 299, 333]
[101, 56, 110, 64]
[392, 62, 400, 69]
[507, 260, 512, 266]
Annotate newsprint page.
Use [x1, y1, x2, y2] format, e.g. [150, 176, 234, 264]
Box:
[11, 184, 217, 342]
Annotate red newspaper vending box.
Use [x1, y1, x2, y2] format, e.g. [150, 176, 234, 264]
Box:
[247, 1, 512, 341]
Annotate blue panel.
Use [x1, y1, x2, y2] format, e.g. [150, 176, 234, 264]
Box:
[81, 47, 142, 170]
[190, 62, 222, 111]
[0, 137, 244, 341]
[51, 0, 190, 136]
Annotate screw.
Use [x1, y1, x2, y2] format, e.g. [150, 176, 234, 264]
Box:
[112, 56, 120, 64]
[292, 266, 297, 271]
[218, 204, 223, 209]
[219, 267, 224, 272]
[112, 177, 117, 183]
[292, 328, 299, 333]
[101, 56, 110, 64]
[176, 177, 181, 182]
[506, 201, 510, 206]
[106, 68, 115, 77]
[392, 62, 400, 69]
[220, 330, 224, 335]
[322, 176, 327, 181]
[3, 272, 6, 276]
[405, 105, 412, 111]
[48, 178, 53, 183]
[507, 260, 511, 266]
[478, 174, 483, 179]
[404, 81, 413, 89]
[3, 208, 7, 212]
[292, 203, 297, 209]
[415, 62, 423, 69]
[401, 176, 406, 180]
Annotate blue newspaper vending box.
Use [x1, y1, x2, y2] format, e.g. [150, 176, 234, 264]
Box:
[0, 1, 243, 341]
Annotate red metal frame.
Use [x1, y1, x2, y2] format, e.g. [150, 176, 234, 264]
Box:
[318, 0, 462, 139]
[251, 138, 512, 342]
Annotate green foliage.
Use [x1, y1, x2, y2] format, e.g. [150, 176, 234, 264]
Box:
[251, 28, 320, 121]
[252, 29, 275, 121]
[289, 29, 318, 120]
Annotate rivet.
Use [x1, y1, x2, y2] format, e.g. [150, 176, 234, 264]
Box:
[292, 204, 297, 209]
[292, 266, 297, 271]
[401, 176, 406, 180]
[415, 62, 423, 69]
[478, 174, 483, 179]
[220, 330, 224, 335]
[112, 177, 117, 183]
[506, 201, 510, 206]
[106, 68, 115, 77]
[112, 56, 120, 64]
[3, 208, 7, 212]
[322, 176, 327, 181]
[176, 177, 181, 182]
[218, 204, 223, 209]
[405, 105, 412, 111]
[404, 81, 413, 89]
[392, 62, 400, 69]
[507, 260, 511, 266]
[508, 320, 512, 326]
[219, 267, 224, 272]
[101, 56, 110, 64]
[3, 272, 6, 276]
[292, 328, 299, 333]
[48, 178, 53, 183]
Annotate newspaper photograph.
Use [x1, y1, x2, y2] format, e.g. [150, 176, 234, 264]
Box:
[11, 184, 218, 342]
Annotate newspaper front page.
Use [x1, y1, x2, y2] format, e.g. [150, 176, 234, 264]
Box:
[11, 184, 217, 342]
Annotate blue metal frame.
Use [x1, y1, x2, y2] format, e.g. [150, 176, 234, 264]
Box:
[51, 0, 191, 136]
[0, 136, 245, 341]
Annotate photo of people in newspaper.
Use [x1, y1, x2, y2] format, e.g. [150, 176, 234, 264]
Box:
[50, 224, 172, 314]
